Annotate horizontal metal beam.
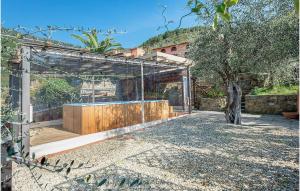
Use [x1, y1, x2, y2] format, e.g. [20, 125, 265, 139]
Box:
[26, 43, 188, 69]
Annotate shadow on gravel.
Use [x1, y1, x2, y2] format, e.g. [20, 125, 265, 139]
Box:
[54, 162, 194, 190]
[128, 112, 299, 190]
[54, 112, 299, 190]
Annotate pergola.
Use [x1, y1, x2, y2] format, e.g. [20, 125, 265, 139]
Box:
[10, 39, 193, 154]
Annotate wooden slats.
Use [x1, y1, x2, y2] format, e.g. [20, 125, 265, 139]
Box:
[63, 105, 73, 132]
[73, 106, 82, 134]
[81, 107, 90, 135]
[144, 102, 151, 122]
[102, 105, 112, 131]
[95, 106, 103, 132]
[63, 101, 174, 135]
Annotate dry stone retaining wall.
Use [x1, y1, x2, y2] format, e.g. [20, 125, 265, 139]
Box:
[245, 94, 297, 114]
[199, 97, 226, 111]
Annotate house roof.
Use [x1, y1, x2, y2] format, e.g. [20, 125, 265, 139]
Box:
[141, 52, 194, 67]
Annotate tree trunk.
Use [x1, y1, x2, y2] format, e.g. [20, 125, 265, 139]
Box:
[225, 82, 242, 125]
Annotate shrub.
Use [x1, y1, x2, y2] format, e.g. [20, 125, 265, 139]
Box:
[250, 85, 299, 95]
[205, 85, 225, 98]
[35, 78, 79, 106]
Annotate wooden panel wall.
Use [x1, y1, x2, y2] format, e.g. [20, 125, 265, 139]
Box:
[63, 106, 73, 132]
[63, 101, 173, 135]
[73, 106, 82, 134]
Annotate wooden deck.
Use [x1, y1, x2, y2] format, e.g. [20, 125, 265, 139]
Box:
[30, 126, 79, 146]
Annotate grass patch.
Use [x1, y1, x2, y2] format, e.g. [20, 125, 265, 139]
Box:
[250, 85, 299, 95]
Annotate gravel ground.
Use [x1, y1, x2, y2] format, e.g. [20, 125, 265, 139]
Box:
[12, 111, 299, 190]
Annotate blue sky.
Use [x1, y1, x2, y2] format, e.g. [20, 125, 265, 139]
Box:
[2, 0, 198, 48]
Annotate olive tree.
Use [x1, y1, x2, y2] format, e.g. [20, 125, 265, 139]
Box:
[188, 0, 298, 124]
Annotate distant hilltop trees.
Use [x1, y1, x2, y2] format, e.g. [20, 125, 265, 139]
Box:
[140, 26, 206, 51]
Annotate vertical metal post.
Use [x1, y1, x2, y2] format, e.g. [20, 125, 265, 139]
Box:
[182, 76, 188, 112]
[21, 46, 31, 154]
[141, 62, 145, 124]
[187, 66, 192, 114]
[193, 78, 196, 108]
[92, 75, 95, 103]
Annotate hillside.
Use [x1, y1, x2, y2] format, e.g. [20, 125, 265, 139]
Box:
[140, 26, 205, 51]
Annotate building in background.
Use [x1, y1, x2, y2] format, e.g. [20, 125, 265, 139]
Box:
[107, 42, 190, 59]
[152, 42, 189, 58]
[130, 47, 145, 58]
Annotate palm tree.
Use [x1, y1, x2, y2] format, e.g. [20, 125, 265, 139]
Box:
[71, 29, 122, 53]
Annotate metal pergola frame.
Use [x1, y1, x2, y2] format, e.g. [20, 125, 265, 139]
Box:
[11, 40, 193, 154]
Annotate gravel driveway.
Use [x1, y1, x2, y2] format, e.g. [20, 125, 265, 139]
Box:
[12, 111, 299, 190]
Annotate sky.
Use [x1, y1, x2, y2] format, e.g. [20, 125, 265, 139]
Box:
[2, 0, 198, 48]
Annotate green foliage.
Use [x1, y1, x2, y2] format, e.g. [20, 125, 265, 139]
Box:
[250, 85, 299, 95]
[189, 0, 297, 124]
[140, 26, 205, 50]
[205, 85, 225, 98]
[1, 29, 21, 135]
[186, 0, 239, 30]
[1, 27, 80, 104]
[224, 0, 239, 7]
[35, 78, 79, 106]
[188, 0, 205, 13]
[189, 1, 298, 86]
[295, 0, 299, 13]
[1, 28, 19, 63]
[1, 29, 19, 92]
[187, 0, 298, 30]
[71, 29, 121, 53]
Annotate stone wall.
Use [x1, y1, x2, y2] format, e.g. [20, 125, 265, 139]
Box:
[198, 97, 226, 111]
[245, 94, 297, 114]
